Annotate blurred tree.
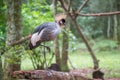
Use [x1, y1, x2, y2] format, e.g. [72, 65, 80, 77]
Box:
[70, 0, 113, 39]
[88, 0, 120, 39]
[0, 57, 3, 80]
[53, 0, 69, 71]
[71, 0, 84, 10]
[116, 0, 120, 44]
[53, 0, 61, 67]
[60, 0, 70, 72]
[0, 0, 6, 79]
[70, 0, 85, 38]
[114, 0, 120, 45]
[4, 0, 22, 79]
[61, 17, 69, 71]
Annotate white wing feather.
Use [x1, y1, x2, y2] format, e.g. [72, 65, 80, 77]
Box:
[31, 29, 45, 46]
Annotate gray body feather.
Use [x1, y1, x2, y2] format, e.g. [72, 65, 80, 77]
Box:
[29, 22, 61, 49]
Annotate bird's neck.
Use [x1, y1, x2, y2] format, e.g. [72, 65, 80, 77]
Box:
[55, 21, 63, 28]
[59, 22, 62, 26]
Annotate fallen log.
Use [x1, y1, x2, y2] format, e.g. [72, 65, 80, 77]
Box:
[13, 70, 93, 80]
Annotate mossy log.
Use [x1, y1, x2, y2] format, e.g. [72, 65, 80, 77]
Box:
[13, 70, 93, 80]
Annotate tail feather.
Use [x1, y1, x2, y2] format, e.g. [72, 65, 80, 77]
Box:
[29, 42, 34, 50]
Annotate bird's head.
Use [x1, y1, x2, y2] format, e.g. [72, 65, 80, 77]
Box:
[59, 18, 66, 26]
[55, 13, 66, 28]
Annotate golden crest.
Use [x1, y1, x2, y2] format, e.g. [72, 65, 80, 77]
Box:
[55, 13, 67, 22]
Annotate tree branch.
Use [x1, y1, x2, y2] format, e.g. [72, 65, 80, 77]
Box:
[70, 16, 99, 69]
[77, 0, 90, 12]
[77, 11, 120, 16]
[67, 0, 71, 12]
[59, 0, 99, 69]
[10, 34, 31, 46]
[59, 0, 68, 12]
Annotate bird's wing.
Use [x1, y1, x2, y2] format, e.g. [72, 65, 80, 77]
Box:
[33, 22, 55, 34]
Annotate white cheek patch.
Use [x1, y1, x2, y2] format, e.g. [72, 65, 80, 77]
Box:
[31, 29, 45, 46]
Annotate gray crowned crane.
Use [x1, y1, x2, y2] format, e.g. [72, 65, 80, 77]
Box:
[29, 14, 66, 70]
[29, 14, 66, 50]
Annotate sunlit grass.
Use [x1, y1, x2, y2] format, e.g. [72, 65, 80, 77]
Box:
[68, 51, 93, 69]
[21, 58, 33, 70]
[68, 49, 120, 78]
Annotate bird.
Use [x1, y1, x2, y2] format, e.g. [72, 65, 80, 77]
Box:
[29, 18, 66, 50]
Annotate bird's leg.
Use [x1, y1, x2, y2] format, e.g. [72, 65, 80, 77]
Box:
[43, 42, 48, 69]
[40, 44, 51, 53]
[40, 43, 51, 69]
[41, 43, 54, 79]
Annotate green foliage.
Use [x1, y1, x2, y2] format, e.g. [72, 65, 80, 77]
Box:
[70, 0, 119, 39]
[95, 39, 118, 51]
[77, 16, 104, 38]
[69, 50, 120, 78]
[0, 35, 5, 48]
[68, 32, 80, 52]
[89, 0, 117, 12]
[0, 0, 6, 49]
[1, 1, 120, 79]
[22, 1, 54, 35]
[24, 47, 54, 69]
[4, 45, 24, 64]
[87, 0, 119, 38]
[0, 30, 6, 56]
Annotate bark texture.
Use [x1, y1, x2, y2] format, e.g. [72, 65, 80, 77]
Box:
[53, 0, 61, 67]
[113, 15, 118, 40]
[4, 0, 22, 80]
[6, 0, 22, 45]
[12, 70, 93, 80]
[61, 16, 70, 71]
[0, 56, 3, 80]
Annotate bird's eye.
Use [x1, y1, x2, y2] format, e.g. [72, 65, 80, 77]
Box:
[61, 19, 65, 24]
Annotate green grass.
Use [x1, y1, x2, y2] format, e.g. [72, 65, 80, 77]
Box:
[68, 50, 120, 78]
[21, 58, 34, 70]
[21, 49, 120, 78]
[97, 50, 120, 78]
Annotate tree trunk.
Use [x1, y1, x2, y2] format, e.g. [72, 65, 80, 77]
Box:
[117, 0, 120, 44]
[112, 0, 118, 40]
[61, 17, 70, 71]
[113, 15, 118, 40]
[0, 56, 3, 80]
[117, 18, 120, 45]
[118, 16, 120, 44]
[12, 70, 93, 80]
[0, 0, 4, 79]
[4, 0, 22, 80]
[53, 0, 61, 67]
[61, 31, 69, 71]
[60, 0, 70, 72]
[107, 16, 111, 38]
[55, 37, 61, 66]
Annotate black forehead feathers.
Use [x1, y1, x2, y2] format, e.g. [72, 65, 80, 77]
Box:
[61, 19, 65, 23]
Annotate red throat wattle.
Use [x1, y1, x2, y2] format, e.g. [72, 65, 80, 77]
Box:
[59, 20, 63, 26]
